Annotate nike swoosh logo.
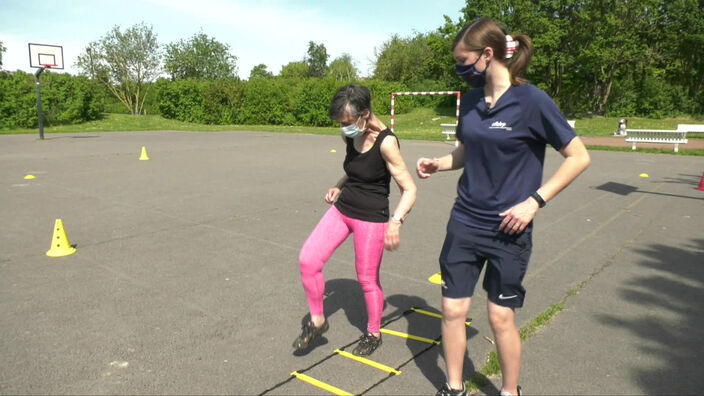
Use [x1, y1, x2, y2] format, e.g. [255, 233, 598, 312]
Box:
[498, 294, 518, 300]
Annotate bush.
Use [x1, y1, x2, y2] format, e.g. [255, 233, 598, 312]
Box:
[293, 78, 339, 126]
[637, 75, 676, 119]
[41, 73, 105, 124]
[604, 78, 638, 117]
[0, 71, 104, 129]
[236, 78, 297, 125]
[0, 72, 37, 128]
[364, 80, 409, 115]
[201, 80, 244, 124]
[155, 78, 208, 122]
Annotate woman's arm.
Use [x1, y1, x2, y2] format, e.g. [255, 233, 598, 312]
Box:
[325, 175, 349, 204]
[381, 136, 417, 251]
[537, 137, 591, 202]
[499, 137, 591, 234]
[416, 143, 465, 178]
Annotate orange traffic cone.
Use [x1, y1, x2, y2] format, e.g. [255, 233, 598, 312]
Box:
[46, 219, 76, 257]
[696, 173, 704, 191]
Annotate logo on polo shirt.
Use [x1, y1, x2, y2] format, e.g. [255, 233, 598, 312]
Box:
[489, 121, 512, 131]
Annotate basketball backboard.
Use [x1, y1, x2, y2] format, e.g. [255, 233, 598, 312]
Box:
[28, 43, 64, 69]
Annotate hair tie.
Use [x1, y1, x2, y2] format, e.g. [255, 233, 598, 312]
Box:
[505, 35, 519, 59]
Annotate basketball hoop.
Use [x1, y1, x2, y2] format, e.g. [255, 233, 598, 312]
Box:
[28, 43, 64, 140]
[28, 43, 64, 70]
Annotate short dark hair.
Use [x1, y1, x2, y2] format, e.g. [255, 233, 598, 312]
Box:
[328, 84, 372, 121]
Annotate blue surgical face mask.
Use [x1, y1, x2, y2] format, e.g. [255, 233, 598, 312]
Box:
[455, 55, 489, 88]
[341, 116, 366, 138]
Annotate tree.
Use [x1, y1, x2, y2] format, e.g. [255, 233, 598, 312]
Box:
[373, 33, 435, 85]
[0, 40, 5, 68]
[424, 17, 463, 89]
[327, 54, 358, 82]
[305, 41, 329, 77]
[279, 61, 309, 79]
[663, 0, 704, 107]
[164, 31, 237, 80]
[249, 64, 273, 79]
[76, 23, 160, 115]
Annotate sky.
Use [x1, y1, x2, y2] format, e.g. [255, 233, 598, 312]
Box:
[0, 0, 466, 79]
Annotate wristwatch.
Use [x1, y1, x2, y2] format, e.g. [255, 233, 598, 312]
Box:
[530, 192, 547, 208]
[391, 214, 404, 224]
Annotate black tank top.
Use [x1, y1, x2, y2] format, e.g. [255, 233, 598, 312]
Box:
[334, 129, 398, 223]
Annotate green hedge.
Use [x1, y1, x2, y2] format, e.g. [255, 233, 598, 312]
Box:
[155, 77, 415, 126]
[0, 71, 105, 129]
[0, 72, 36, 128]
[0, 71, 421, 129]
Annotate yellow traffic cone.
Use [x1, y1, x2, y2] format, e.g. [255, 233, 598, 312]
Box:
[139, 146, 150, 161]
[46, 219, 76, 257]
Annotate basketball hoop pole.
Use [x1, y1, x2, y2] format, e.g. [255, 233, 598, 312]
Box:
[34, 66, 46, 140]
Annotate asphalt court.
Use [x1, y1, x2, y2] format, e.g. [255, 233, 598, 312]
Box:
[1, 131, 703, 395]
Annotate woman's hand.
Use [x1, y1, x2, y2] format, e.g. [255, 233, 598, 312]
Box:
[499, 197, 539, 235]
[384, 221, 401, 251]
[416, 157, 439, 179]
[325, 187, 341, 204]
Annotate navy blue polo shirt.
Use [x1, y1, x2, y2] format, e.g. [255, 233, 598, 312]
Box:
[453, 83, 576, 231]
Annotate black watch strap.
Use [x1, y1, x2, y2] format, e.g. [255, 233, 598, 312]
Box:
[531, 192, 546, 208]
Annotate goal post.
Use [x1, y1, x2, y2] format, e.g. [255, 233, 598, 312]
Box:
[389, 91, 461, 133]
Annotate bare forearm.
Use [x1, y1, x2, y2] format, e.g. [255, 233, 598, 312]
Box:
[538, 142, 590, 202]
[436, 145, 465, 172]
[392, 185, 417, 221]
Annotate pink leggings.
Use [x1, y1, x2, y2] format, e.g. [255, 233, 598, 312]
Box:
[299, 206, 387, 334]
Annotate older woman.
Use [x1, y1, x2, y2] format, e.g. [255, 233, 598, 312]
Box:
[293, 84, 417, 356]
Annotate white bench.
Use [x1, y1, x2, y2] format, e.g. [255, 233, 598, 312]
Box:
[676, 124, 704, 133]
[441, 123, 459, 147]
[624, 123, 703, 152]
[625, 129, 688, 152]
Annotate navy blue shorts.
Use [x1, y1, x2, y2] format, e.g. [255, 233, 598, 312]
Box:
[439, 217, 533, 308]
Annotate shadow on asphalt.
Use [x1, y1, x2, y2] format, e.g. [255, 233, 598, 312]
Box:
[596, 238, 704, 394]
[595, 181, 704, 201]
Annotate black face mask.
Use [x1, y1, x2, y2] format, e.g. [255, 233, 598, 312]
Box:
[455, 58, 488, 88]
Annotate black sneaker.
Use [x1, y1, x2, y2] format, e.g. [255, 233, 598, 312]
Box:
[352, 333, 382, 356]
[436, 382, 466, 396]
[292, 320, 329, 350]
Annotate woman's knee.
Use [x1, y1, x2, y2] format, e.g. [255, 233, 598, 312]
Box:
[299, 248, 323, 274]
[442, 297, 471, 320]
[488, 304, 515, 331]
[357, 276, 381, 294]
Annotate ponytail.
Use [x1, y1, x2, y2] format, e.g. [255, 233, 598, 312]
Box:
[505, 34, 533, 86]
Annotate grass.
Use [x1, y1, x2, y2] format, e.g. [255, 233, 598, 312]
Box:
[0, 113, 341, 135]
[2, 109, 703, 154]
